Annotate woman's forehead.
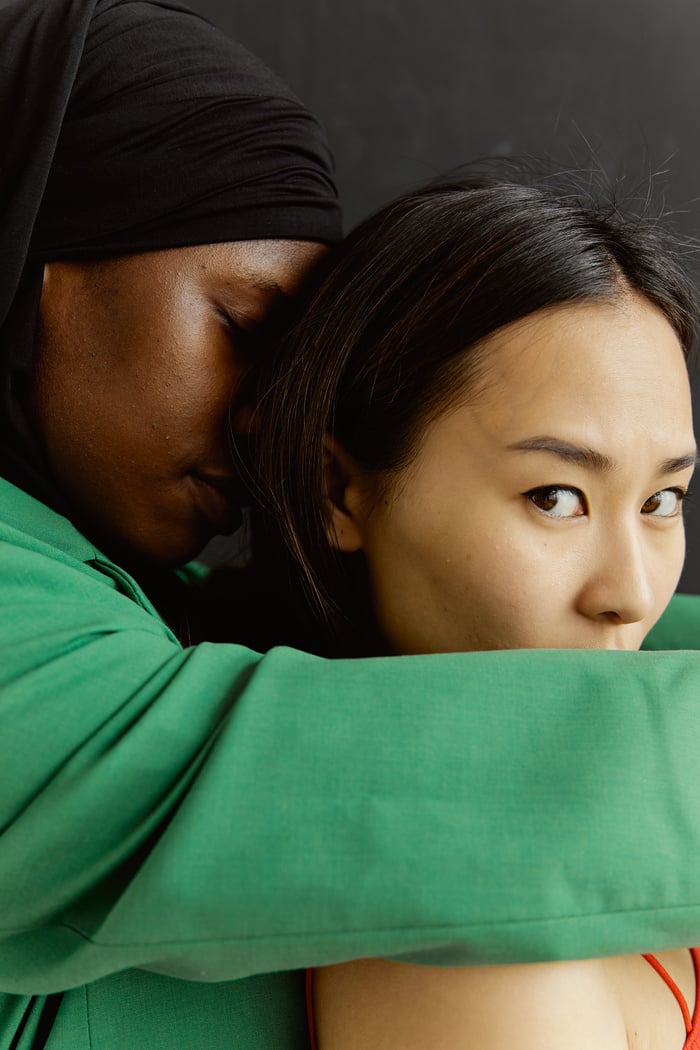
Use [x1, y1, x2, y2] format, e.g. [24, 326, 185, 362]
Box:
[433, 297, 694, 466]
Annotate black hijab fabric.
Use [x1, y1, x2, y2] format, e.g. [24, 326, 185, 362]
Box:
[0, 0, 341, 502]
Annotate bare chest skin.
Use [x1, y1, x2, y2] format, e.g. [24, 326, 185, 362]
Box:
[604, 950, 695, 1050]
[314, 948, 696, 1049]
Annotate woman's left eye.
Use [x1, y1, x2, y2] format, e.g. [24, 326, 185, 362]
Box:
[641, 488, 686, 517]
[220, 310, 261, 357]
[525, 486, 587, 518]
[222, 311, 247, 338]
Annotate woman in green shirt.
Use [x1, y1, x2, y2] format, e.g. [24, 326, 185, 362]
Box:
[2, 0, 700, 1047]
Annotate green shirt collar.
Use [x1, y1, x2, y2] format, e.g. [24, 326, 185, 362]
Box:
[0, 474, 100, 562]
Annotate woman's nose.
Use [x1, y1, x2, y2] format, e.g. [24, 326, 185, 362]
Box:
[576, 528, 656, 626]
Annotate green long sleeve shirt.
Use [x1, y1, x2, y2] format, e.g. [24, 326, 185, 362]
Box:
[2, 474, 700, 1048]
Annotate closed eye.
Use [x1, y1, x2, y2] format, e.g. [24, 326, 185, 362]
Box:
[220, 310, 255, 337]
[218, 310, 264, 360]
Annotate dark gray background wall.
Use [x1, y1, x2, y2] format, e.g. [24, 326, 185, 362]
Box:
[190, 0, 700, 591]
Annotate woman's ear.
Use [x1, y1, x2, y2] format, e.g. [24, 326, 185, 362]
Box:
[324, 437, 370, 552]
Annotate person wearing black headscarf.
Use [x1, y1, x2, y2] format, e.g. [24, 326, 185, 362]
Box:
[1, 0, 339, 509]
[3, 1, 700, 1049]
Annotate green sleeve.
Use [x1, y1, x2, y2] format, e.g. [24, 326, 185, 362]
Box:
[2, 498, 700, 995]
[642, 590, 700, 649]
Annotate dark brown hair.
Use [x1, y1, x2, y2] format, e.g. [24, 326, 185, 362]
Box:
[239, 173, 698, 652]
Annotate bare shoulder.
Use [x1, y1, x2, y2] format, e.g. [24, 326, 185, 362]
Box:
[314, 956, 630, 1050]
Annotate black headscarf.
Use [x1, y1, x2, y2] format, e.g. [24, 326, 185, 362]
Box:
[0, 0, 341, 504]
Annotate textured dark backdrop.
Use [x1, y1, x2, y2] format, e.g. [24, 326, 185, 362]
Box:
[190, 0, 700, 591]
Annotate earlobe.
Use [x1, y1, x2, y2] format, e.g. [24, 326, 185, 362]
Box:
[324, 437, 369, 553]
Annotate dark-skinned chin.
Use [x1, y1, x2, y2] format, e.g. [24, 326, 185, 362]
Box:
[83, 510, 245, 645]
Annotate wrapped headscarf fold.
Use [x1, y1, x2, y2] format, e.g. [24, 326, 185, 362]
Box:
[0, 0, 341, 499]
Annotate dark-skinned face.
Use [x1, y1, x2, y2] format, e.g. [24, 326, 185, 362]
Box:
[33, 239, 326, 566]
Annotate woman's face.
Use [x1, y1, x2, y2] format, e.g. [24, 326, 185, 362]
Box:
[33, 239, 325, 565]
[330, 296, 696, 654]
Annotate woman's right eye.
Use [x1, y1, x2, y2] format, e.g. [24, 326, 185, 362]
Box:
[525, 486, 587, 518]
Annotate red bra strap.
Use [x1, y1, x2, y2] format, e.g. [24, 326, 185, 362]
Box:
[642, 953, 693, 1034]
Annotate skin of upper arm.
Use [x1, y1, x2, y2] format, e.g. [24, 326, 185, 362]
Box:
[314, 957, 630, 1050]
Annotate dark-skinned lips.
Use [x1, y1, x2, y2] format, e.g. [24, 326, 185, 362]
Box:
[190, 471, 247, 534]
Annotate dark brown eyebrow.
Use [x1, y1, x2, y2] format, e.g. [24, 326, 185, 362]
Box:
[658, 452, 700, 474]
[250, 279, 286, 296]
[506, 436, 699, 475]
[221, 266, 291, 302]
